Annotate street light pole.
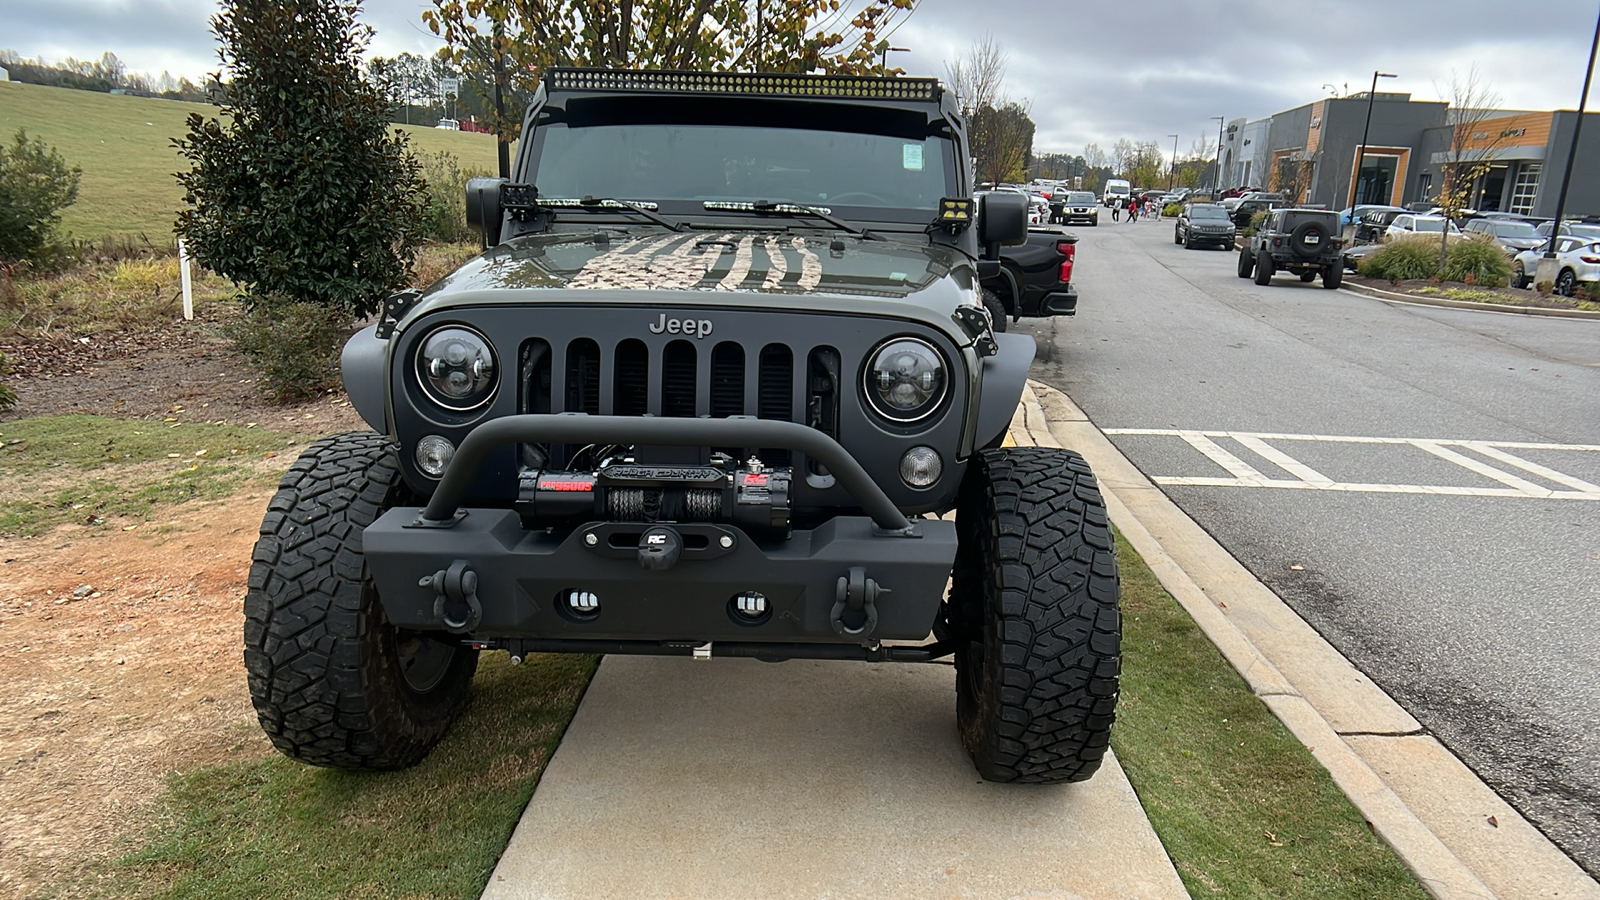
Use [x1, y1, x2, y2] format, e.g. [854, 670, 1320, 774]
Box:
[1350, 70, 1397, 209]
[1542, 5, 1600, 260]
[1211, 115, 1224, 194]
[1168, 133, 1179, 189]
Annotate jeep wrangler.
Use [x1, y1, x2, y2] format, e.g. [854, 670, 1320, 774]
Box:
[245, 69, 1121, 785]
[1238, 208, 1344, 288]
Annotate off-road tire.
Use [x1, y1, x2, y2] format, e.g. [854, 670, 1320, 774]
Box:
[1288, 220, 1327, 258]
[1322, 265, 1343, 290]
[949, 447, 1121, 784]
[1174, 227, 1183, 245]
[1253, 252, 1274, 285]
[1237, 247, 1254, 278]
[982, 288, 1009, 333]
[244, 431, 479, 769]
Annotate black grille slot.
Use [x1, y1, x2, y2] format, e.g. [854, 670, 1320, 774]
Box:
[806, 346, 840, 477]
[661, 340, 698, 418]
[521, 339, 552, 415]
[565, 339, 602, 415]
[613, 339, 649, 416]
[757, 344, 793, 465]
[709, 342, 745, 418]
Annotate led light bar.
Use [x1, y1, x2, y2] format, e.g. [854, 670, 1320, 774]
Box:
[545, 68, 940, 102]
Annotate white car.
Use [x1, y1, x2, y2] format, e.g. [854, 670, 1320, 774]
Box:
[1511, 236, 1600, 295]
[435, 118, 460, 130]
[1384, 214, 1461, 240]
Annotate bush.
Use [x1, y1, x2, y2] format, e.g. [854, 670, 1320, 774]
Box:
[0, 128, 83, 267]
[1440, 235, 1512, 288]
[1358, 235, 1441, 281]
[1243, 209, 1269, 237]
[418, 151, 490, 244]
[1163, 202, 1183, 217]
[0, 350, 16, 412]
[223, 299, 351, 402]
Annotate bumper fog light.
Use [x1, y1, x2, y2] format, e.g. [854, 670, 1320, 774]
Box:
[899, 446, 943, 488]
[732, 591, 769, 620]
[415, 435, 456, 478]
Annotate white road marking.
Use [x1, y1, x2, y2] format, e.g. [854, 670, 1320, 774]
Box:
[1103, 428, 1600, 501]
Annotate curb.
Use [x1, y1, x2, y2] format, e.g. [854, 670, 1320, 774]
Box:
[1013, 381, 1600, 900]
[1338, 281, 1600, 319]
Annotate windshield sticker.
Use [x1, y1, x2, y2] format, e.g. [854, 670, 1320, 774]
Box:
[902, 143, 925, 171]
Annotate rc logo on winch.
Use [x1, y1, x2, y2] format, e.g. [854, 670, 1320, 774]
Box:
[649, 313, 714, 338]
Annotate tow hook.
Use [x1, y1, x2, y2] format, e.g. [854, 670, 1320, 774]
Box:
[831, 566, 886, 644]
[422, 560, 483, 633]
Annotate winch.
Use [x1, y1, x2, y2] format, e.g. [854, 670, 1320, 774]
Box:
[514, 456, 792, 535]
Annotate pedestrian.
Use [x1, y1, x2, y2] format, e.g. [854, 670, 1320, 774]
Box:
[1112, 198, 1121, 222]
[1127, 197, 1138, 223]
[1148, 198, 1158, 220]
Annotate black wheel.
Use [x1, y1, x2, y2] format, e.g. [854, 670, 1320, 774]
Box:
[1322, 265, 1343, 289]
[982, 288, 1009, 333]
[1556, 269, 1577, 297]
[1512, 261, 1528, 290]
[1299, 271, 1317, 283]
[245, 431, 479, 769]
[1237, 247, 1254, 278]
[1174, 227, 1183, 245]
[1253, 253, 1274, 285]
[1184, 232, 1195, 250]
[948, 447, 1121, 784]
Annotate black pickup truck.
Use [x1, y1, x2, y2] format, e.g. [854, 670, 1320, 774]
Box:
[980, 222, 1078, 332]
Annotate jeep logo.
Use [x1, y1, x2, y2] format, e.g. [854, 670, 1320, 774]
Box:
[649, 313, 713, 338]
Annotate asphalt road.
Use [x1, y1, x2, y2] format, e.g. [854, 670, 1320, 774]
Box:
[1018, 214, 1600, 877]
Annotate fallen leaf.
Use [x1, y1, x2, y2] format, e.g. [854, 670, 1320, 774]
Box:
[1487, 815, 1498, 828]
[167, 453, 181, 459]
[1290, 564, 1304, 570]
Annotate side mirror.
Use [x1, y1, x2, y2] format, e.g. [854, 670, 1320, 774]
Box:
[465, 177, 508, 248]
[978, 192, 1028, 256]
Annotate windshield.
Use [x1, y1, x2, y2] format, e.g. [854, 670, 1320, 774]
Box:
[1413, 219, 1452, 233]
[1494, 221, 1540, 238]
[529, 110, 954, 217]
[1570, 224, 1600, 238]
[1189, 206, 1229, 219]
[1067, 192, 1096, 204]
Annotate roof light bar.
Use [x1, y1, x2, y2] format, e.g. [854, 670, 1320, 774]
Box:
[544, 68, 940, 103]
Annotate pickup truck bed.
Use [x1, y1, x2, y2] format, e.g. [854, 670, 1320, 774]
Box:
[984, 225, 1078, 330]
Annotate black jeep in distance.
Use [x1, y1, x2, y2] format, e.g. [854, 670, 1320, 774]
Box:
[245, 69, 1122, 786]
[1238, 207, 1344, 289]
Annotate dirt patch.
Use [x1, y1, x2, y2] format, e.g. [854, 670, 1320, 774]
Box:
[1344, 274, 1599, 311]
[0, 485, 289, 897]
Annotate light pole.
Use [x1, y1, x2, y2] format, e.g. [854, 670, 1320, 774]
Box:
[1168, 133, 1179, 189]
[1350, 70, 1397, 210]
[1542, 6, 1599, 262]
[1211, 115, 1224, 194]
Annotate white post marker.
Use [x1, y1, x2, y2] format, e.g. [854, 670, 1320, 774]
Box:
[178, 238, 194, 320]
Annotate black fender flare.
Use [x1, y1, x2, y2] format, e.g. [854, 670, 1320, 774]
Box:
[974, 332, 1036, 451]
[983, 264, 1022, 318]
[341, 325, 389, 434]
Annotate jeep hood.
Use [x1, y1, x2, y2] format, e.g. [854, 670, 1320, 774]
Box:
[411, 229, 976, 317]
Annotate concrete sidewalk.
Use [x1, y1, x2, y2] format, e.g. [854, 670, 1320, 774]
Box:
[482, 656, 1188, 899]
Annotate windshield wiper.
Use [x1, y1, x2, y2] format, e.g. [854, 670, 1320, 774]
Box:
[541, 196, 688, 232]
[704, 200, 884, 240]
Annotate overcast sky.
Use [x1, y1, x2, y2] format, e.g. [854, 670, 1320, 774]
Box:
[3, 0, 1596, 155]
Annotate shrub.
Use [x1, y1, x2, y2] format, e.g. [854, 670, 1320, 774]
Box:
[1243, 209, 1269, 237]
[1441, 235, 1512, 288]
[0, 128, 83, 267]
[0, 350, 16, 412]
[417, 150, 490, 244]
[1358, 235, 1440, 281]
[1536, 280, 1554, 297]
[1163, 202, 1183, 217]
[223, 298, 351, 402]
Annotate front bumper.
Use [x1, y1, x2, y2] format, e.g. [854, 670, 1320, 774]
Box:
[1188, 229, 1235, 246]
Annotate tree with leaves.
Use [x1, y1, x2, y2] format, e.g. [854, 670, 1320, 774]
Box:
[424, 0, 916, 149]
[174, 0, 426, 399]
[945, 36, 1036, 185]
[0, 128, 82, 267]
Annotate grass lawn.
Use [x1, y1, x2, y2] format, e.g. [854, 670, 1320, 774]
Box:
[0, 80, 502, 242]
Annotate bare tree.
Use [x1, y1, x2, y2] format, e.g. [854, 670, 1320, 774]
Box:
[944, 35, 1006, 116]
[946, 36, 1035, 185]
[1110, 138, 1135, 178]
[1434, 65, 1508, 268]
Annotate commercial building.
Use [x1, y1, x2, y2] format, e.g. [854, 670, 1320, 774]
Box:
[1217, 91, 1598, 217]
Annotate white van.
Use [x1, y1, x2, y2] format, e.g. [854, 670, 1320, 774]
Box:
[1102, 179, 1131, 209]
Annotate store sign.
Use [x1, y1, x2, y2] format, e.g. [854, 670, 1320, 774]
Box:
[1500, 127, 1527, 138]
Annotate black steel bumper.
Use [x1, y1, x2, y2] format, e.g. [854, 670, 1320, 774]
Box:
[368, 414, 957, 644]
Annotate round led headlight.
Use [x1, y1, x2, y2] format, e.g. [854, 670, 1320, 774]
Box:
[864, 338, 947, 423]
[417, 326, 497, 411]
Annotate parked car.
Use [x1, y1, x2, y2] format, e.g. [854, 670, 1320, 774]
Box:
[1338, 204, 1404, 229]
[1162, 188, 1193, 206]
[1174, 203, 1236, 249]
[1237, 208, 1344, 288]
[1510, 236, 1600, 294]
[1237, 191, 1285, 204]
[1385, 214, 1461, 240]
[1534, 220, 1600, 241]
[435, 118, 460, 130]
[1230, 197, 1281, 228]
[1056, 191, 1100, 226]
[1355, 208, 1408, 243]
[1463, 218, 1546, 255]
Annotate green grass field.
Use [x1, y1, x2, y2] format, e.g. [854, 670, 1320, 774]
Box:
[0, 80, 502, 242]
